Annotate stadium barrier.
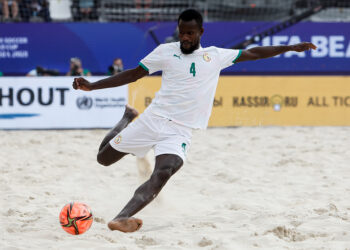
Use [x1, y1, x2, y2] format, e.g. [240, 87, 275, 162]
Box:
[129, 76, 350, 126]
[1, 76, 349, 129]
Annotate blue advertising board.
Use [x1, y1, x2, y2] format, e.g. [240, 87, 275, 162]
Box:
[0, 22, 349, 75]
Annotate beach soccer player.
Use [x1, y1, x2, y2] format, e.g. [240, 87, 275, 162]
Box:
[72, 9, 316, 233]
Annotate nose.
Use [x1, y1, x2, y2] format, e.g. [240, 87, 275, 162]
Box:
[180, 34, 190, 42]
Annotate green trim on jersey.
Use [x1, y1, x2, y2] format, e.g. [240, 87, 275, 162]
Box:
[232, 49, 242, 64]
[139, 62, 149, 71]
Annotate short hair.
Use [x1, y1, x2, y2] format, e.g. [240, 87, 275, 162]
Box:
[178, 9, 203, 28]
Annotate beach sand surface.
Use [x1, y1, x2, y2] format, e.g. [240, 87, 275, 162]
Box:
[1, 127, 350, 249]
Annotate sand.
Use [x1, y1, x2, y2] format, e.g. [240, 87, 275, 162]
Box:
[1, 127, 350, 249]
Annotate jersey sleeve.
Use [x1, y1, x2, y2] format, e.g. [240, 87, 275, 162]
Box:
[139, 44, 165, 74]
[217, 48, 242, 70]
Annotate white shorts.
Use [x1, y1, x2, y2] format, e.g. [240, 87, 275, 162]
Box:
[109, 110, 192, 161]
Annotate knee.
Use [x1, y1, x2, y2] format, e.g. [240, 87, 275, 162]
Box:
[153, 167, 172, 182]
[150, 164, 180, 189]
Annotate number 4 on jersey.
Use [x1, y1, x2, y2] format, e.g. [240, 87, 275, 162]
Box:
[190, 62, 196, 77]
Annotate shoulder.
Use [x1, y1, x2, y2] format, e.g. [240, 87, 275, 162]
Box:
[203, 46, 218, 51]
[205, 46, 226, 53]
[148, 42, 177, 53]
[202, 46, 223, 54]
[151, 42, 179, 57]
[201, 46, 226, 58]
[204, 46, 241, 58]
[157, 42, 179, 51]
[163, 41, 180, 48]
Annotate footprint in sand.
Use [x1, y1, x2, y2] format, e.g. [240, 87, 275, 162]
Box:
[198, 237, 213, 247]
[4, 208, 19, 216]
[94, 217, 106, 224]
[266, 226, 306, 242]
[95, 234, 117, 243]
[135, 235, 157, 246]
[266, 226, 328, 242]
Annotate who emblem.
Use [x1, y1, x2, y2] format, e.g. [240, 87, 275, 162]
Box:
[76, 96, 93, 110]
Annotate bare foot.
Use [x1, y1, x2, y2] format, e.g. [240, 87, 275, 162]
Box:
[124, 104, 139, 121]
[108, 217, 143, 233]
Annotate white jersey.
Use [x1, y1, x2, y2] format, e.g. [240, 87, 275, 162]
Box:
[139, 42, 241, 129]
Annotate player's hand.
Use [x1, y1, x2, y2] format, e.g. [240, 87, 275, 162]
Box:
[72, 77, 93, 91]
[290, 42, 317, 52]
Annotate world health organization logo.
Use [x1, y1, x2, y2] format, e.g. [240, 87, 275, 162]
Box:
[76, 96, 93, 110]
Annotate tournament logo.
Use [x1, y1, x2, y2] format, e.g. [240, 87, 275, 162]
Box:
[203, 52, 211, 62]
[114, 135, 122, 144]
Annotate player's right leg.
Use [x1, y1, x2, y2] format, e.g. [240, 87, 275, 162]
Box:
[97, 105, 138, 166]
[107, 153, 184, 232]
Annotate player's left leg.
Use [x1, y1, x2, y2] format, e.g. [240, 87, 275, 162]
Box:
[107, 154, 183, 233]
[98, 104, 138, 151]
[96, 105, 138, 166]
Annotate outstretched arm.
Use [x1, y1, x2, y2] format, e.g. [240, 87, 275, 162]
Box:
[72, 65, 148, 91]
[235, 42, 317, 63]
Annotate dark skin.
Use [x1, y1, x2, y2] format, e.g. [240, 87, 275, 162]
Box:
[72, 19, 317, 233]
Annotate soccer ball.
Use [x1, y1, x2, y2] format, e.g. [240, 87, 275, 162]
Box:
[59, 202, 93, 235]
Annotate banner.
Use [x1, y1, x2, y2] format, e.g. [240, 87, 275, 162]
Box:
[0, 22, 349, 75]
[231, 22, 350, 74]
[0, 77, 127, 129]
[129, 76, 350, 126]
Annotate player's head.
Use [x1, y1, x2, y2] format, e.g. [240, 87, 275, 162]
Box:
[178, 9, 204, 54]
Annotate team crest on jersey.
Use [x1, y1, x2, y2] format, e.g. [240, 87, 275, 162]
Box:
[114, 135, 122, 144]
[203, 52, 211, 62]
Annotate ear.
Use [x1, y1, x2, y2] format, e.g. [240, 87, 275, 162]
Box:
[200, 27, 204, 36]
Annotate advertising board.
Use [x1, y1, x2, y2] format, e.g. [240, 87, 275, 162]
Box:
[0, 77, 127, 129]
[129, 76, 350, 126]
